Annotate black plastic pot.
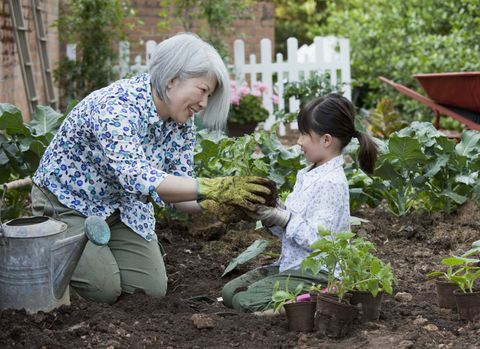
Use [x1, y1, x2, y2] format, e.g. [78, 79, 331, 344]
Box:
[350, 291, 383, 322]
[453, 289, 480, 321]
[315, 294, 358, 338]
[284, 301, 316, 332]
[227, 122, 257, 137]
[435, 280, 459, 309]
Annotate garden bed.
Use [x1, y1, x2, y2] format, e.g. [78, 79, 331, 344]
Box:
[1, 203, 479, 349]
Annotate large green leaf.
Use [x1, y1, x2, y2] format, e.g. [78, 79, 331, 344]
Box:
[456, 130, 480, 159]
[425, 154, 449, 177]
[221, 239, 269, 277]
[0, 104, 30, 136]
[384, 135, 427, 170]
[28, 105, 64, 136]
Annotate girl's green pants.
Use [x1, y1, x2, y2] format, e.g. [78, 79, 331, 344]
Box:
[222, 265, 328, 313]
[31, 186, 167, 304]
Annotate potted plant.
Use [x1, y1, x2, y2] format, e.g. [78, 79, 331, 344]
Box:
[427, 240, 480, 312]
[301, 230, 359, 338]
[271, 279, 316, 332]
[343, 237, 395, 322]
[427, 259, 462, 309]
[227, 80, 271, 137]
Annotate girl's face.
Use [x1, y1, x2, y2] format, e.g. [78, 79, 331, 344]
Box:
[297, 131, 338, 166]
[297, 132, 326, 164]
[163, 74, 217, 124]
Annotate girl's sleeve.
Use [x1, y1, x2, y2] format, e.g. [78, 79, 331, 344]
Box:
[284, 181, 350, 249]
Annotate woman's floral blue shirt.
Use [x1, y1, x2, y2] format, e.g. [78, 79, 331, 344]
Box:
[33, 73, 196, 241]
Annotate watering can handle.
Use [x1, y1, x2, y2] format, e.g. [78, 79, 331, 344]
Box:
[2, 177, 33, 191]
[0, 178, 59, 233]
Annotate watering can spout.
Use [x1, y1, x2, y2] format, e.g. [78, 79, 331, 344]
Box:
[53, 217, 110, 299]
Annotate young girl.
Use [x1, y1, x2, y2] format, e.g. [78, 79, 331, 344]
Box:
[222, 93, 378, 313]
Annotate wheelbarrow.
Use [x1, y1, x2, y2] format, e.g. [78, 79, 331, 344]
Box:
[380, 72, 480, 131]
[0, 178, 111, 313]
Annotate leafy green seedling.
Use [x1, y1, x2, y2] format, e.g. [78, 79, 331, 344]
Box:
[271, 277, 305, 313]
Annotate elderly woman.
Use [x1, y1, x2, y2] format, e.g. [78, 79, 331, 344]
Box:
[32, 33, 270, 304]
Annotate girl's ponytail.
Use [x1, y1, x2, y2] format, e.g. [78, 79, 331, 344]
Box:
[355, 131, 378, 175]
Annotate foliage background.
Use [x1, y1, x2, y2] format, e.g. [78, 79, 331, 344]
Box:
[275, 0, 480, 116]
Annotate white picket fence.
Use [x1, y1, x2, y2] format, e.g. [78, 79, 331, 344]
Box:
[113, 36, 351, 133]
[234, 37, 351, 131]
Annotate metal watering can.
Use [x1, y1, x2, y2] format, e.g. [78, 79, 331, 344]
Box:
[0, 178, 110, 313]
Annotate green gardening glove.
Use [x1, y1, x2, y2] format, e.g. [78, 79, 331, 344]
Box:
[197, 176, 271, 211]
[199, 200, 248, 223]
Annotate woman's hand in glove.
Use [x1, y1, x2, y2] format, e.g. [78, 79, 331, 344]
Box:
[197, 176, 272, 211]
[244, 204, 291, 228]
[199, 200, 247, 223]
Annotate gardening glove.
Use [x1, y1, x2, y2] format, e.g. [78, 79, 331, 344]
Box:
[197, 176, 272, 211]
[199, 200, 247, 223]
[245, 204, 291, 228]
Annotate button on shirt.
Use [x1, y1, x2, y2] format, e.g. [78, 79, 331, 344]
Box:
[33, 73, 196, 241]
[270, 155, 351, 272]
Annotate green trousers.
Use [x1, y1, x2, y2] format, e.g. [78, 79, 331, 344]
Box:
[31, 186, 167, 304]
[222, 265, 328, 313]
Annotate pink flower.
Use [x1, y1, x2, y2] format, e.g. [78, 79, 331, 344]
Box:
[238, 86, 250, 97]
[253, 81, 268, 93]
[270, 94, 280, 104]
[251, 89, 262, 97]
[230, 80, 237, 88]
[230, 93, 240, 106]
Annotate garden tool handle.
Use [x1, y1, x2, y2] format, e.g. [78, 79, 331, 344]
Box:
[2, 177, 32, 191]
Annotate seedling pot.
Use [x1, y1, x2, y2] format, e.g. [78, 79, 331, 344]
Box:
[227, 122, 257, 137]
[435, 280, 459, 309]
[453, 289, 480, 321]
[350, 291, 383, 322]
[315, 294, 358, 338]
[284, 302, 316, 332]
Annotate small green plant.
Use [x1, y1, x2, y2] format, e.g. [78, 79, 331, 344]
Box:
[301, 229, 356, 301]
[343, 237, 395, 297]
[271, 277, 304, 313]
[283, 72, 343, 110]
[428, 240, 480, 292]
[301, 229, 395, 300]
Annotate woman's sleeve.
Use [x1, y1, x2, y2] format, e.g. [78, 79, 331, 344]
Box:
[284, 181, 350, 249]
[91, 99, 167, 197]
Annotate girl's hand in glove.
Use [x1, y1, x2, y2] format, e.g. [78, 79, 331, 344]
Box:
[197, 176, 272, 211]
[245, 205, 291, 228]
[199, 200, 247, 223]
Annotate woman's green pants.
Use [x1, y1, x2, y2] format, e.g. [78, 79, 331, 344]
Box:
[222, 265, 328, 313]
[31, 186, 168, 304]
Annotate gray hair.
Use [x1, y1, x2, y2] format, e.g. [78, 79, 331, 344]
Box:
[148, 33, 230, 130]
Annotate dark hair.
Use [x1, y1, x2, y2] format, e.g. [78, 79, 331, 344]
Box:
[297, 93, 378, 174]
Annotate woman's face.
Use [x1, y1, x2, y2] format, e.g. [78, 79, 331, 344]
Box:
[164, 75, 217, 124]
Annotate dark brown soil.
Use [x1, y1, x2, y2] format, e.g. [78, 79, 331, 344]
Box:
[1, 202, 480, 349]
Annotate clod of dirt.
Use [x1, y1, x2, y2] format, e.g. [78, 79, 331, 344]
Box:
[423, 324, 439, 332]
[260, 179, 278, 207]
[395, 292, 413, 302]
[191, 313, 216, 329]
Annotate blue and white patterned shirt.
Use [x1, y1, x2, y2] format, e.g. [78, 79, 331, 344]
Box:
[270, 155, 351, 272]
[33, 73, 196, 241]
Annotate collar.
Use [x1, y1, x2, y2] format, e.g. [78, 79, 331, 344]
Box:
[300, 155, 345, 189]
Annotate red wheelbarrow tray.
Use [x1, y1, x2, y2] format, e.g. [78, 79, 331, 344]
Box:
[380, 72, 480, 131]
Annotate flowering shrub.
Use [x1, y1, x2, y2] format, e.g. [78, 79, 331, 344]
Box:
[228, 80, 278, 125]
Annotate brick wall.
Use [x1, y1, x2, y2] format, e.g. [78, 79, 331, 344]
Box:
[126, 1, 275, 66]
[0, 0, 59, 121]
[0, 0, 273, 120]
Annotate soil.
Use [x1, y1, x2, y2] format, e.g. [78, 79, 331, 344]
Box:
[1, 202, 480, 349]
